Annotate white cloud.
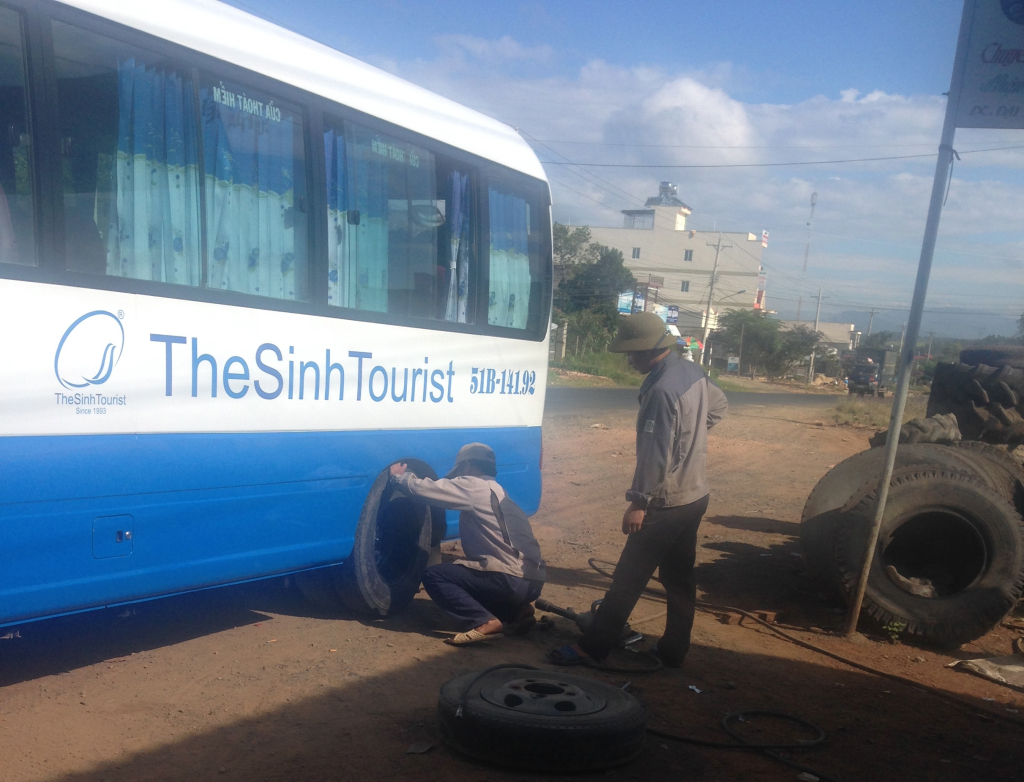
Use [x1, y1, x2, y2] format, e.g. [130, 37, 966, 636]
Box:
[378, 36, 1024, 333]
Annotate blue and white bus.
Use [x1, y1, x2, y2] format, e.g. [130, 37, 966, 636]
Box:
[0, 0, 551, 626]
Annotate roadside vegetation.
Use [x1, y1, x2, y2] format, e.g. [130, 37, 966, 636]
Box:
[832, 395, 928, 428]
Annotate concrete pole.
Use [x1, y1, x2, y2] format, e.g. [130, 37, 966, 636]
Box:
[701, 233, 730, 364]
[795, 192, 818, 323]
[559, 320, 568, 361]
[807, 287, 823, 382]
[866, 308, 877, 338]
[927, 331, 935, 360]
[738, 323, 745, 376]
[843, 0, 970, 638]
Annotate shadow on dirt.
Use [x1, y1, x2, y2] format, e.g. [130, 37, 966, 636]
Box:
[22, 629, 1017, 782]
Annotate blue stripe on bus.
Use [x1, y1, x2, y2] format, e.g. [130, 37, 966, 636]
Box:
[0, 426, 541, 627]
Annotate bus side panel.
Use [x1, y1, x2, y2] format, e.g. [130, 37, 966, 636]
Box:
[0, 426, 540, 626]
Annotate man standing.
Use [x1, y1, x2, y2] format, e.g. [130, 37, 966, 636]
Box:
[550, 312, 727, 668]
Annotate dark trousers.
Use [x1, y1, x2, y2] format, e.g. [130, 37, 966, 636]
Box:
[421, 563, 544, 632]
[578, 495, 709, 664]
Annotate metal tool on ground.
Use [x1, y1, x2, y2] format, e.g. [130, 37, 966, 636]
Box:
[535, 597, 644, 647]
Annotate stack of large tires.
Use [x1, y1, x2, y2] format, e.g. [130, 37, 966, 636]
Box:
[927, 346, 1024, 444]
[801, 346, 1024, 647]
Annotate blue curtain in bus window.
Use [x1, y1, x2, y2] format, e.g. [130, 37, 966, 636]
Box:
[201, 83, 305, 300]
[444, 171, 471, 323]
[488, 188, 531, 329]
[107, 59, 201, 284]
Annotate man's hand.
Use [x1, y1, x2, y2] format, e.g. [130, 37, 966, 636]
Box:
[622, 505, 645, 535]
[389, 462, 408, 477]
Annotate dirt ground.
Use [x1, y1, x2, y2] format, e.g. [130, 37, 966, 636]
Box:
[1, 397, 1023, 781]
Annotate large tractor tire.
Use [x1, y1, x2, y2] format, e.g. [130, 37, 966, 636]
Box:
[958, 346, 1024, 369]
[832, 470, 1024, 647]
[927, 361, 1024, 444]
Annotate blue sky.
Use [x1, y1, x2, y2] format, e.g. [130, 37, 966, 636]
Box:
[226, 0, 1024, 337]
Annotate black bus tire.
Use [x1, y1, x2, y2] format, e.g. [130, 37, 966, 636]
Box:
[834, 470, 1024, 647]
[337, 467, 432, 617]
[438, 668, 647, 772]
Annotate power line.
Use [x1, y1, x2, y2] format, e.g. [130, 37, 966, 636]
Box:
[530, 138, 1024, 150]
[539, 144, 1024, 170]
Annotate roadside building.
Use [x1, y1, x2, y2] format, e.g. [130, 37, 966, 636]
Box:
[587, 182, 765, 333]
[779, 321, 858, 354]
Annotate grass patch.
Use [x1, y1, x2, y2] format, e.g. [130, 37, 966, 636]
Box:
[832, 395, 928, 429]
[549, 351, 642, 387]
[715, 377, 750, 394]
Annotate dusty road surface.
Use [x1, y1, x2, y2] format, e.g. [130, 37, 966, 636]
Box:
[2, 391, 1022, 781]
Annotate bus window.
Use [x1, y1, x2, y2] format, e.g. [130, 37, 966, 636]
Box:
[325, 121, 472, 321]
[200, 76, 309, 302]
[52, 21, 201, 284]
[488, 185, 543, 331]
[0, 7, 35, 266]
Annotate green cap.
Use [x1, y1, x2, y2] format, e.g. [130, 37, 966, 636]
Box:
[445, 442, 497, 478]
[607, 312, 673, 353]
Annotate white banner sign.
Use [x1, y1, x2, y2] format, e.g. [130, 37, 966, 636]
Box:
[0, 280, 547, 437]
[955, 0, 1024, 128]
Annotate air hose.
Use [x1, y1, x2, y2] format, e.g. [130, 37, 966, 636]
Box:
[586, 557, 1024, 728]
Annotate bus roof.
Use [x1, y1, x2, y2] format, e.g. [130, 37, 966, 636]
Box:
[57, 0, 547, 182]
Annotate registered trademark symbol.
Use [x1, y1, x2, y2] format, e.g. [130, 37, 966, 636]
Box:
[117, 310, 124, 319]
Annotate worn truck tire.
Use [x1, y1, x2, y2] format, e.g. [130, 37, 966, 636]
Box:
[338, 468, 432, 616]
[800, 444, 1006, 596]
[833, 470, 1024, 647]
[438, 667, 647, 771]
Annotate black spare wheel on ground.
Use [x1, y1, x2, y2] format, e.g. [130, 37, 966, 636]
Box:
[438, 666, 648, 771]
[833, 469, 1024, 647]
[295, 464, 433, 616]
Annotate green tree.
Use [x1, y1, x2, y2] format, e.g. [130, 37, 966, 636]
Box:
[552, 223, 599, 281]
[765, 325, 820, 379]
[553, 243, 635, 358]
[556, 244, 635, 321]
[716, 310, 821, 379]
[862, 330, 899, 350]
[716, 310, 780, 377]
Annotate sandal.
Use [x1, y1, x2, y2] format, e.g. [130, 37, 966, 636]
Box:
[445, 629, 497, 646]
[547, 644, 599, 667]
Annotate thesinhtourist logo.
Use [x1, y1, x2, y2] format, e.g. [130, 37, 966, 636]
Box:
[54, 310, 125, 390]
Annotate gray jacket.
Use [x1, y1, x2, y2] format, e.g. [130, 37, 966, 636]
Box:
[626, 352, 728, 509]
[391, 472, 545, 580]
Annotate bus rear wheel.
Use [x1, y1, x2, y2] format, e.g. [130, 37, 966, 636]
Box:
[337, 467, 432, 617]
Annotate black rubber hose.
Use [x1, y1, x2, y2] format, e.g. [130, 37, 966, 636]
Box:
[650, 711, 840, 782]
[586, 557, 1024, 727]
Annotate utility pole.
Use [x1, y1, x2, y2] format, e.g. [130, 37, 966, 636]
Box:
[897, 322, 907, 367]
[700, 232, 732, 363]
[807, 287, 823, 382]
[738, 323, 745, 377]
[795, 192, 818, 322]
[866, 308, 877, 338]
[926, 331, 935, 360]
